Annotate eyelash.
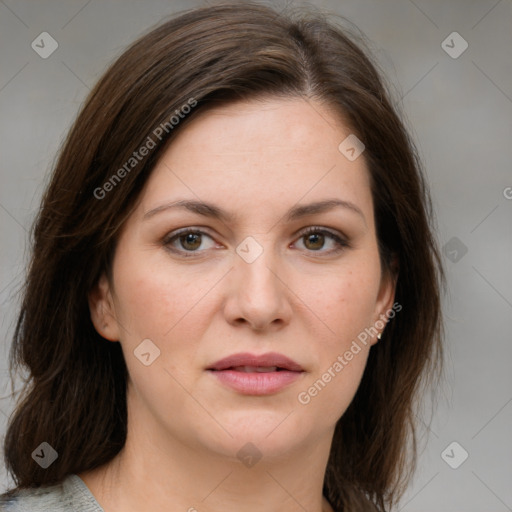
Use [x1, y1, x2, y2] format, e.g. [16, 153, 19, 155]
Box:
[162, 226, 349, 258]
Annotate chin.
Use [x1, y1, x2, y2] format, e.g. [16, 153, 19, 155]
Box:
[197, 410, 313, 458]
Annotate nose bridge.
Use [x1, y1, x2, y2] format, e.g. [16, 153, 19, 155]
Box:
[228, 234, 291, 329]
[235, 234, 281, 296]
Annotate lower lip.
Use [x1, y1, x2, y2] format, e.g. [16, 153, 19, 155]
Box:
[207, 369, 304, 395]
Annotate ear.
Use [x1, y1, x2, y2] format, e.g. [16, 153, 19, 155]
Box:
[370, 255, 399, 346]
[88, 273, 120, 342]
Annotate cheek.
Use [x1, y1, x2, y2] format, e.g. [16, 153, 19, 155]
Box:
[110, 255, 208, 400]
[312, 261, 381, 346]
[111, 250, 222, 375]
[296, 259, 380, 416]
[112, 251, 197, 335]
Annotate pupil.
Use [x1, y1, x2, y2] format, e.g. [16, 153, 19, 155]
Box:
[182, 233, 201, 250]
[306, 233, 324, 250]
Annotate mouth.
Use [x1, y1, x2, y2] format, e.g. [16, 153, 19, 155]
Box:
[206, 352, 304, 372]
[206, 352, 305, 395]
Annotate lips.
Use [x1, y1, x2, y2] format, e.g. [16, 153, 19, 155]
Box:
[206, 352, 304, 395]
[207, 352, 304, 372]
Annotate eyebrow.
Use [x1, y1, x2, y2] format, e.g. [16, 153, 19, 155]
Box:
[143, 198, 366, 225]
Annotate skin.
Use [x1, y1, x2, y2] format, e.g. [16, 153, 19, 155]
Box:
[81, 96, 396, 512]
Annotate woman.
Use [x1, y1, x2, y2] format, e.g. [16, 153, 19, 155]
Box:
[0, 2, 444, 511]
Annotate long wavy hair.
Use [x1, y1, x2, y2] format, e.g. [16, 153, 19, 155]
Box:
[1, 2, 444, 511]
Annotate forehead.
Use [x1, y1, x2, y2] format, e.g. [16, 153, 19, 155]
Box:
[138, 97, 373, 224]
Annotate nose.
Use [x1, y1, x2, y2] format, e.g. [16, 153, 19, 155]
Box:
[223, 242, 293, 332]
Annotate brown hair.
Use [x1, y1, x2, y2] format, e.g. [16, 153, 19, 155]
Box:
[1, 2, 444, 510]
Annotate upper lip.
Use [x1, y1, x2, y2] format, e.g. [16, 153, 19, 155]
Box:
[207, 352, 304, 372]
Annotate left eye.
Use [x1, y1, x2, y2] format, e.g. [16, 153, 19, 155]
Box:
[294, 227, 348, 253]
[163, 227, 348, 257]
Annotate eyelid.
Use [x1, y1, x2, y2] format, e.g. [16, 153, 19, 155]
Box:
[162, 226, 216, 242]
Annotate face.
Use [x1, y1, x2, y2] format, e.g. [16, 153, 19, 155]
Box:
[90, 97, 396, 461]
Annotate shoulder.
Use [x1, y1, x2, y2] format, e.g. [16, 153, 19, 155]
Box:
[0, 474, 104, 512]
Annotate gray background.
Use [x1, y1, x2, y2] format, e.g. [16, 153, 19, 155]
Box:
[1, 0, 511, 510]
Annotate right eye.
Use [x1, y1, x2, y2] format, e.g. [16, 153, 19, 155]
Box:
[163, 228, 219, 257]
